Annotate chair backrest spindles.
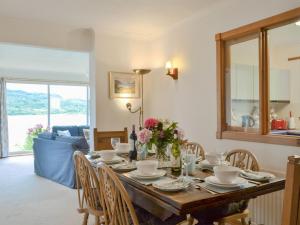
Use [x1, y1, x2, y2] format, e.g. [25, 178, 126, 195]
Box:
[98, 164, 139, 225]
[185, 142, 205, 159]
[73, 151, 104, 219]
[225, 149, 260, 171]
[282, 155, 300, 225]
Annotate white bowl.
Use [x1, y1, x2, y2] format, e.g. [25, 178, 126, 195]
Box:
[136, 160, 158, 175]
[99, 150, 116, 161]
[213, 165, 241, 184]
[116, 143, 131, 153]
[205, 153, 221, 165]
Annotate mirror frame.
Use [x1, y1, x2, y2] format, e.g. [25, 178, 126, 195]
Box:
[216, 7, 300, 147]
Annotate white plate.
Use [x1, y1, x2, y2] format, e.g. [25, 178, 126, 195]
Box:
[95, 156, 123, 164]
[111, 163, 136, 172]
[153, 179, 190, 192]
[205, 176, 248, 188]
[129, 170, 166, 180]
[240, 171, 275, 181]
[115, 149, 130, 154]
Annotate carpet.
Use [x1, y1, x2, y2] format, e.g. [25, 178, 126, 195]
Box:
[0, 155, 93, 225]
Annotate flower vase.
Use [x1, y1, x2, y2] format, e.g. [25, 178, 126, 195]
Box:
[155, 146, 168, 167]
[139, 144, 148, 160]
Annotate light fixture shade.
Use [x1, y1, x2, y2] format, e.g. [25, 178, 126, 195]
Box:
[165, 61, 172, 69]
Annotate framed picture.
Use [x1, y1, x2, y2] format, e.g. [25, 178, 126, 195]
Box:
[109, 72, 140, 98]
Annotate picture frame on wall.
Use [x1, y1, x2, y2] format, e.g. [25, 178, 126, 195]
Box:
[109, 72, 140, 98]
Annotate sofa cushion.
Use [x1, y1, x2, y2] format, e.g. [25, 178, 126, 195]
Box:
[38, 132, 56, 140]
[78, 126, 89, 136]
[56, 136, 89, 150]
[52, 126, 79, 136]
[57, 130, 71, 137]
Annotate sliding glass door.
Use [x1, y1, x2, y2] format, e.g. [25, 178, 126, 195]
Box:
[50, 85, 89, 126]
[6, 82, 89, 154]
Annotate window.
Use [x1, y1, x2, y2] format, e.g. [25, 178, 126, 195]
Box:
[216, 7, 300, 146]
[6, 82, 89, 154]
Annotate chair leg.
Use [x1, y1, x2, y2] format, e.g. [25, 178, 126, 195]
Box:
[187, 215, 194, 225]
[241, 218, 247, 225]
[95, 216, 100, 225]
[82, 213, 89, 225]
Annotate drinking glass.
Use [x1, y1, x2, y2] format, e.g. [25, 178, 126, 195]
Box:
[180, 146, 194, 182]
[111, 138, 120, 150]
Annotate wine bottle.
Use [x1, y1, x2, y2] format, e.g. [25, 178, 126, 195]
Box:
[129, 125, 137, 161]
[171, 130, 181, 175]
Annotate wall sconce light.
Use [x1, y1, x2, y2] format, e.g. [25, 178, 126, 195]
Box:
[165, 61, 178, 80]
[126, 69, 151, 129]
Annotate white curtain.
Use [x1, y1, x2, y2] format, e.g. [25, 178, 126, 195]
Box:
[0, 78, 8, 158]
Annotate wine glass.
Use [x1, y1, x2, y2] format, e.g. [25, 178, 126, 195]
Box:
[111, 138, 120, 150]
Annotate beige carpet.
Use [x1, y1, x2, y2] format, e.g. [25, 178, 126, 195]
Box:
[0, 155, 93, 225]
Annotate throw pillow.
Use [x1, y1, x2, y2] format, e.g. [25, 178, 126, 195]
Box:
[82, 128, 90, 141]
[57, 130, 71, 137]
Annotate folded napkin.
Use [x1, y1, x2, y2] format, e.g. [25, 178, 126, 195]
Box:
[241, 170, 274, 181]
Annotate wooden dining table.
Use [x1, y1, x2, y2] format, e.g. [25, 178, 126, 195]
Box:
[116, 167, 285, 221]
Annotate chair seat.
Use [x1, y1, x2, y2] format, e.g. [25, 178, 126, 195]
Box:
[216, 209, 249, 225]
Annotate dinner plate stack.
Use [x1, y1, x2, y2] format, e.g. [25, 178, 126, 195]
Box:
[93, 156, 124, 165]
[111, 163, 136, 172]
[129, 169, 166, 180]
[197, 160, 229, 170]
[205, 176, 248, 189]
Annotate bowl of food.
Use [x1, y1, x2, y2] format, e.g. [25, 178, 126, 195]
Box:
[213, 165, 241, 184]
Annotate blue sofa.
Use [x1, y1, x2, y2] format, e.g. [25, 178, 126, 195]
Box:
[33, 126, 90, 188]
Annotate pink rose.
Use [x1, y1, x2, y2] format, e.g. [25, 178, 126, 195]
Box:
[144, 118, 158, 129]
[138, 128, 152, 144]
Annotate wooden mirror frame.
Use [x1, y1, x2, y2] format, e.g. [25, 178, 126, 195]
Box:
[216, 7, 300, 147]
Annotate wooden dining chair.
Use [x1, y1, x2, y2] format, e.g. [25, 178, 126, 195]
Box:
[97, 163, 139, 225]
[185, 142, 205, 160]
[281, 155, 300, 225]
[214, 149, 260, 225]
[225, 149, 260, 172]
[94, 127, 128, 151]
[73, 151, 105, 225]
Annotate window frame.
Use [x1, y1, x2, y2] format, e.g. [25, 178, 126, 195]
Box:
[216, 7, 300, 147]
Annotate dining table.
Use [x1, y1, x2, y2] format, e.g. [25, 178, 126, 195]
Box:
[89, 155, 285, 221]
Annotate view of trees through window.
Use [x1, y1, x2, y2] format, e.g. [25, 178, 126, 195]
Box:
[6, 82, 89, 153]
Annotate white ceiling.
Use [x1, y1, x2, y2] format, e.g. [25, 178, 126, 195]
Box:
[0, 0, 221, 40]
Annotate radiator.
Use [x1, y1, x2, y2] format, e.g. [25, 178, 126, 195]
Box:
[248, 190, 284, 225]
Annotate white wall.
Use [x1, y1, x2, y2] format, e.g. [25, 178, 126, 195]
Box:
[93, 31, 149, 131]
[145, 0, 300, 174]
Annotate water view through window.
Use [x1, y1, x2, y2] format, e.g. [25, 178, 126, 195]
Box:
[6, 82, 89, 154]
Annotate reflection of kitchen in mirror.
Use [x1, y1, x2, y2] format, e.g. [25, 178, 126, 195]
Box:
[225, 35, 260, 131]
[269, 21, 300, 136]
